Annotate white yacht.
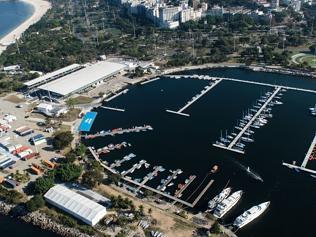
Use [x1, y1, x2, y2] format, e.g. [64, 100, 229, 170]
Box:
[208, 187, 232, 210]
[213, 190, 243, 218]
[233, 201, 270, 229]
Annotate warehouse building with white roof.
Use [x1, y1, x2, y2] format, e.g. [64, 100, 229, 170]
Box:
[37, 61, 127, 98]
[44, 185, 107, 226]
[24, 64, 83, 89]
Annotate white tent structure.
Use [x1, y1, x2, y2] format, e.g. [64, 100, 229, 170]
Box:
[44, 185, 107, 226]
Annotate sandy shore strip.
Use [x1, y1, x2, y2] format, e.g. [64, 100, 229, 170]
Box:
[0, 0, 51, 54]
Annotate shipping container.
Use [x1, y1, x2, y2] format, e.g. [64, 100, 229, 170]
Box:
[43, 160, 55, 169]
[31, 166, 41, 175]
[23, 152, 38, 161]
[17, 149, 33, 159]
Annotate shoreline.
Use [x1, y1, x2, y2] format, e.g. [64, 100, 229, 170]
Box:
[0, 201, 93, 237]
[0, 0, 51, 55]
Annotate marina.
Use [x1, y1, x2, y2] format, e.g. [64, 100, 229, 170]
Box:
[213, 87, 283, 154]
[88, 147, 213, 208]
[83, 68, 316, 237]
[166, 79, 222, 117]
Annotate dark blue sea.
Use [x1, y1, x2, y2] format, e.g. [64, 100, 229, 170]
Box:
[0, 0, 33, 38]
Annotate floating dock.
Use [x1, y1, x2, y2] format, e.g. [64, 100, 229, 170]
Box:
[100, 106, 125, 112]
[166, 79, 222, 117]
[283, 133, 316, 175]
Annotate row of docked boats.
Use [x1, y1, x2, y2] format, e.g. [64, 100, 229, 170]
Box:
[83, 125, 153, 139]
[95, 141, 131, 155]
[208, 187, 270, 229]
[215, 88, 285, 152]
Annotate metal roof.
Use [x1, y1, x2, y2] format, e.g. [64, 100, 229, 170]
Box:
[44, 185, 107, 226]
[38, 61, 127, 96]
[24, 64, 82, 87]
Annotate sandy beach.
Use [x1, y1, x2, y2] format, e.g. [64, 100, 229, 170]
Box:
[0, 0, 51, 54]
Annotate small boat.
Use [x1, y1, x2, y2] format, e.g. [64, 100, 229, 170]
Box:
[211, 165, 219, 174]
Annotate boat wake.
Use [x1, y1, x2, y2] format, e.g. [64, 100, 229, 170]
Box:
[233, 161, 264, 182]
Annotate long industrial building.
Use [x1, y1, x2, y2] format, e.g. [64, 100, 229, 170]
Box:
[37, 61, 127, 98]
[44, 185, 107, 226]
[24, 64, 83, 89]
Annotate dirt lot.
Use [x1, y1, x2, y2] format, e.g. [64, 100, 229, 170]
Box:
[96, 184, 205, 237]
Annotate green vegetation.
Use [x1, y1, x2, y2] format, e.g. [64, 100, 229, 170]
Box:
[82, 170, 103, 188]
[52, 131, 74, 150]
[55, 163, 83, 182]
[0, 186, 24, 204]
[33, 176, 54, 194]
[25, 195, 45, 212]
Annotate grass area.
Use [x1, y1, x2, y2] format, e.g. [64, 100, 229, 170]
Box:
[4, 94, 25, 103]
[59, 124, 72, 131]
[300, 55, 316, 67]
[60, 108, 81, 122]
[72, 96, 93, 105]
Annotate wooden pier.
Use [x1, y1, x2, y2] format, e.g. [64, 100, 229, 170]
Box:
[283, 133, 316, 174]
[100, 106, 125, 112]
[88, 147, 212, 208]
[213, 87, 282, 154]
[166, 79, 222, 117]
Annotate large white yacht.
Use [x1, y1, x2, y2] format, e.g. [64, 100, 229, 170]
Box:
[208, 187, 232, 210]
[213, 190, 243, 218]
[233, 201, 270, 229]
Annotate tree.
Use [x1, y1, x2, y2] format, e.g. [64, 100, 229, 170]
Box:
[74, 143, 86, 157]
[33, 177, 54, 194]
[107, 173, 121, 185]
[26, 194, 45, 212]
[52, 131, 74, 150]
[66, 98, 75, 109]
[148, 208, 152, 214]
[81, 170, 103, 188]
[55, 163, 82, 182]
[211, 221, 221, 234]
[138, 205, 144, 216]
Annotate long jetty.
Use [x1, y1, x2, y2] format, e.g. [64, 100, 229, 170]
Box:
[83, 125, 153, 139]
[105, 89, 129, 102]
[283, 133, 316, 174]
[214, 87, 282, 154]
[165, 75, 316, 94]
[88, 147, 212, 208]
[166, 79, 222, 117]
[100, 106, 125, 112]
[140, 77, 161, 85]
